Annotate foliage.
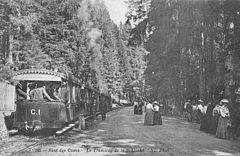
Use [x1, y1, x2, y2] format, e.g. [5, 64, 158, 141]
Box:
[0, 0, 148, 99]
[126, 0, 240, 109]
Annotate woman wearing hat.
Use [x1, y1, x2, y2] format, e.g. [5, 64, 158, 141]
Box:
[216, 99, 231, 139]
[144, 102, 154, 126]
[211, 102, 221, 134]
[153, 101, 162, 125]
[196, 99, 204, 123]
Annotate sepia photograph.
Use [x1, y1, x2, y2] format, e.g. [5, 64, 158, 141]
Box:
[0, 0, 240, 155]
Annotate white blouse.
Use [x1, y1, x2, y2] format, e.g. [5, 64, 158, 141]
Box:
[146, 103, 154, 110]
[197, 104, 204, 113]
[154, 105, 159, 111]
[219, 105, 230, 118]
[203, 105, 208, 114]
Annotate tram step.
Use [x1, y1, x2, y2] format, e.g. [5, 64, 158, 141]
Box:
[56, 121, 78, 135]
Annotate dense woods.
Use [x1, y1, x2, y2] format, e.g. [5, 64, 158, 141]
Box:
[126, 0, 240, 114]
[2, 0, 240, 115]
[0, 0, 148, 100]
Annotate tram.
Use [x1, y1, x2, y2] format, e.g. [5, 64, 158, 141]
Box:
[12, 69, 112, 133]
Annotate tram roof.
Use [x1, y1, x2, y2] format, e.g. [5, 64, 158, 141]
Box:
[12, 69, 66, 81]
[12, 69, 81, 84]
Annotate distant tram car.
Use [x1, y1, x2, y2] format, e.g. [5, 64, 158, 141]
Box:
[12, 69, 112, 133]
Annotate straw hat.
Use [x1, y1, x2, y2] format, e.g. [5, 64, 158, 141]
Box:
[153, 101, 159, 105]
[235, 88, 240, 94]
[220, 99, 229, 104]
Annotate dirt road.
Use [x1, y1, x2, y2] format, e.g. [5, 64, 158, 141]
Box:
[1, 106, 240, 156]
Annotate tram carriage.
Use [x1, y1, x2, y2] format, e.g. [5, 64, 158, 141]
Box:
[12, 69, 112, 133]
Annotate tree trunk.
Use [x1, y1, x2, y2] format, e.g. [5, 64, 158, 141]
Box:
[199, 0, 206, 100]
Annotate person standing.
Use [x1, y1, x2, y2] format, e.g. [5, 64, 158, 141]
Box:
[184, 99, 192, 122]
[153, 101, 162, 125]
[29, 84, 53, 101]
[196, 99, 204, 123]
[231, 88, 240, 140]
[138, 101, 143, 115]
[212, 102, 221, 134]
[101, 97, 107, 120]
[200, 102, 208, 132]
[205, 102, 216, 134]
[144, 102, 154, 126]
[134, 101, 138, 114]
[216, 99, 231, 139]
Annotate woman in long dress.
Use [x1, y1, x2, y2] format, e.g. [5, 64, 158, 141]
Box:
[216, 99, 231, 139]
[200, 102, 209, 132]
[153, 101, 162, 125]
[211, 103, 221, 134]
[204, 102, 215, 134]
[144, 103, 154, 126]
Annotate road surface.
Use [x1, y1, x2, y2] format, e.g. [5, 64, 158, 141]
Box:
[1, 106, 240, 156]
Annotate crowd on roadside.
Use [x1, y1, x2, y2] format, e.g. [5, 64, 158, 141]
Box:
[133, 100, 163, 126]
[132, 93, 240, 140]
[184, 92, 240, 140]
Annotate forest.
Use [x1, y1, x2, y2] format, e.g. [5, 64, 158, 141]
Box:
[1, 0, 240, 115]
[0, 0, 148, 101]
[126, 0, 240, 114]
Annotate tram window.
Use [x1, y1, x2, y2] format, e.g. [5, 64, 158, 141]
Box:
[59, 82, 69, 103]
[28, 82, 54, 101]
[86, 90, 89, 104]
[80, 88, 85, 102]
[76, 86, 79, 103]
[96, 94, 100, 110]
[75, 86, 78, 103]
[16, 81, 28, 100]
[50, 83, 62, 101]
[72, 85, 76, 103]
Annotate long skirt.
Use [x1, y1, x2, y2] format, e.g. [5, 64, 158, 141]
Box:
[208, 116, 218, 134]
[154, 111, 162, 125]
[216, 116, 230, 139]
[185, 111, 192, 122]
[138, 106, 143, 115]
[200, 115, 208, 132]
[144, 109, 154, 126]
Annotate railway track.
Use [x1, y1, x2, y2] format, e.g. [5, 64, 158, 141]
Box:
[9, 125, 87, 155]
[10, 136, 53, 156]
[9, 114, 103, 155]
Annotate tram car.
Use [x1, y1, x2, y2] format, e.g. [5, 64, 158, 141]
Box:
[11, 69, 112, 133]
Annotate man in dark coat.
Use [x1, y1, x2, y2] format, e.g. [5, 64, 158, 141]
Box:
[134, 101, 138, 114]
[100, 97, 107, 120]
[138, 101, 143, 115]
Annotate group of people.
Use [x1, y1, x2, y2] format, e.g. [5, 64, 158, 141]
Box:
[16, 81, 66, 102]
[184, 99, 207, 123]
[144, 101, 162, 126]
[201, 99, 232, 139]
[184, 98, 233, 139]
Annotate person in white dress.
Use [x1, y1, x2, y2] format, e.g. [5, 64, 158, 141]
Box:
[153, 101, 162, 125]
[144, 102, 154, 126]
